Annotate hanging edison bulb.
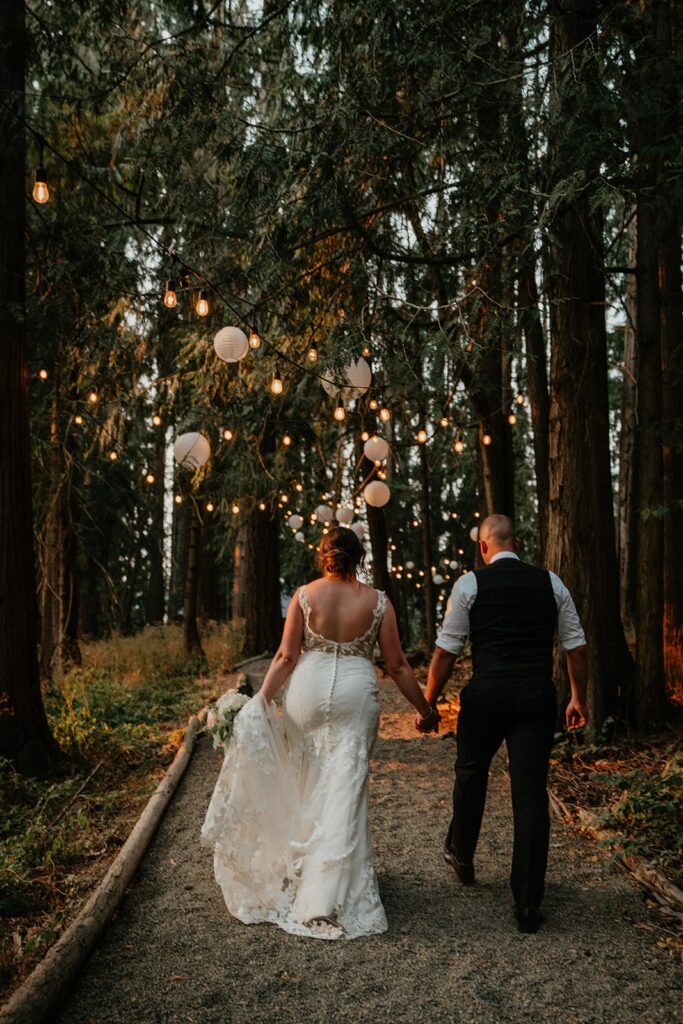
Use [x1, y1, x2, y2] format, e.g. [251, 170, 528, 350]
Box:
[379, 406, 391, 423]
[416, 427, 428, 444]
[163, 280, 177, 308]
[32, 144, 49, 204]
[145, 471, 155, 485]
[307, 341, 318, 363]
[360, 430, 370, 442]
[108, 450, 118, 461]
[231, 503, 240, 514]
[369, 397, 379, 411]
[271, 368, 283, 395]
[174, 494, 183, 504]
[258, 501, 267, 511]
[195, 290, 209, 317]
[152, 413, 162, 426]
[515, 391, 525, 405]
[454, 435, 465, 453]
[206, 501, 215, 512]
[482, 432, 492, 446]
[88, 391, 98, 404]
[439, 416, 449, 428]
[507, 412, 517, 426]
[334, 397, 346, 422]
[282, 433, 292, 446]
[223, 428, 234, 440]
[248, 325, 261, 349]
[74, 414, 83, 425]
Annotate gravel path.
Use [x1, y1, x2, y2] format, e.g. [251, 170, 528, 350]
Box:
[56, 668, 681, 1024]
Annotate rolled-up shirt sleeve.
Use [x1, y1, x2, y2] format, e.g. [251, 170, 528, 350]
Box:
[549, 572, 587, 650]
[435, 573, 477, 656]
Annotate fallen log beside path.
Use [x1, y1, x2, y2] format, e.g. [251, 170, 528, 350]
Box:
[0, 709, 208, 1024]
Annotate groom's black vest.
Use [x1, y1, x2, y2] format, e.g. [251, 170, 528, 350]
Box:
[470, 558, 558, 680]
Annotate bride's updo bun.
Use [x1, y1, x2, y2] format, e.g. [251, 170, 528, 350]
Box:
[317, 526, 365, 580]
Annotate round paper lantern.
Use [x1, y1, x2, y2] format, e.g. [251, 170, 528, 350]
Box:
[363, 435, 390, 463]
[350, 522, 365, 539]
[469, 526, 479, 542]
[315, 504, 334, 523]
[174, 432, 210, 469]
[287, 514, 304, 530]
[433, 573, 444, 585]
[214, 326, 248, 363]
[406, 560, 415, 570]
[322, 357, 372, 399]
[295, 531, 304, 542]
[364, 480, 390, 507]
[335, 506, 354, 524]
[449, 559, 458, 569]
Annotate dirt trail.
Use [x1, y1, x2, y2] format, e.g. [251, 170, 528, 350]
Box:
[56, 668, 681, 1024]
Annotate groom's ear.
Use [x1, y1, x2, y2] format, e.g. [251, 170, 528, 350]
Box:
[480, 540, 488, 555]
[514, 536, 521, 551]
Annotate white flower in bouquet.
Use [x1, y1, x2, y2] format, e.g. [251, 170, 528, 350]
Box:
[203, 689, 251, 749]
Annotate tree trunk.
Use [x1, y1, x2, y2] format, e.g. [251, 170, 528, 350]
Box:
[0, 0, 61, 770]
[617, 212, 639, 624]
[182, 500, 205, 660]
[520, 257, 550, 556]
[145, 429, 166, 625]
[418, 444, 436, 648]
[242, 505, 282, 656]
[545, 0, 633, 734]
[231, 524, 247, 621]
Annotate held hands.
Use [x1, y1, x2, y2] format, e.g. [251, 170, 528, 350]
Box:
[415, 705, 440, 734]
[565, 699, 588, 732]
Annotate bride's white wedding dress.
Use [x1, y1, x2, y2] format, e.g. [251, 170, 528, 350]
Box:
[200, 585, 389, 940]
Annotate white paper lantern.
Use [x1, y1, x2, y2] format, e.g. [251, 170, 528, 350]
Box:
[449, 559, 458, 569]
[174, 432, 211, 469]
[351, 522, 365, 538]
[295, 531, 304, 542]
[287, 514, 304, 530]
[213, 326, 249, 363]
[322, 357, 372, 400]
[363, 435, 390, 463]
[335, 506, 354, 524]
[469, 526, 479, 542]
[364, 480, 391, 507]
[315, 504, 334, 523]
[433, 573, 444, 585]
[406, 560, 415, 570]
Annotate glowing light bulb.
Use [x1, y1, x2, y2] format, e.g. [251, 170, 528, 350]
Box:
[369, 398, 379, 411]
[307, 341, 318, 363]
[281, 494, 289, 503]
[515, 392, 525, 405]
[379, 406, 391, 423]
[282, 434, 292, 446]
[38, 368, 48, 380]
[145, 472, 155, 484]
[271, 369, 283, 395]
[258, 502, 266, 511]
[223, 428, 234, 440]
[163, 280, 177, 308]
[334, 398, 346, 422]
[507, 412, 517, 426]
[466, 340, 474, 353]
[362, 346, 371, 357]
[108, 450, 118, 461]
[248, 326, 261, 349]
[417, 428, 428, 444]
[174, 494, 183, 504]
[88, 391, 98, 404]
[482, 432, 492, 446]
[295, 482, 303, 492]
[195, 290, 209, 317]
[451, 511, 458, 519]
[152, 413, 162, 426]
[439, 416, 449, 428]
[361, 430, 369, 442]
[74, 414, 83, 425]
[474, 511, 480, 518]
[454, 437, 465, 453]
[412, 519, 419, 527]
[32, 167, 49, 204]
[231, 503, 239, 514]
[206, 501, 215, 512]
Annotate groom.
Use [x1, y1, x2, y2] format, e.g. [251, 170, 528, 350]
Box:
[417, 514, 588, 933]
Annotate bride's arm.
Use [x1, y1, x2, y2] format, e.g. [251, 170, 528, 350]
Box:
[378, 601, 434, 720]
[259, 592, 304, 704]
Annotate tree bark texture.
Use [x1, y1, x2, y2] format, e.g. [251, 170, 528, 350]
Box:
[182, 500, 205, 660]
[617, 212, 639, 624]
[545, 0, 633, 733]
[0, 1, 61, 769]
[242, 505, 282, 656]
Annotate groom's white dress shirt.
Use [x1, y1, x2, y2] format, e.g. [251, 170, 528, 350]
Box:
[435, 551, 586, 657]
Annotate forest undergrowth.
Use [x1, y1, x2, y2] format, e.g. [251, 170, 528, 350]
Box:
[0, 622, 242, 996]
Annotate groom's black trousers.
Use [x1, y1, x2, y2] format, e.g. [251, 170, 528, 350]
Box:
[446, 674, 557, 908]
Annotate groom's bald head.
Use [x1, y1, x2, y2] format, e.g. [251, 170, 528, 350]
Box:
[479, 514, 515, 547]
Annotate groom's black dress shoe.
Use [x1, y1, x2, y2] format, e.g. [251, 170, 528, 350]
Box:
[514, 905, 544, 933]
[443, 846, 475, 885]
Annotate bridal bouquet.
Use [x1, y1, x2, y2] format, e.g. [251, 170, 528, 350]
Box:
[203, 689, 251, 750]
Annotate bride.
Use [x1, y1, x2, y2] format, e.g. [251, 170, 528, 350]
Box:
[200, 525, 439, 940]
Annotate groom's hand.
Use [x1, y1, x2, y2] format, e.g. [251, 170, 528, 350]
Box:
[565, 699, 587, 731]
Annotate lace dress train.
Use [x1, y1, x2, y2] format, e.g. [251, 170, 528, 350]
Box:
[200, 587, 389, 940]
